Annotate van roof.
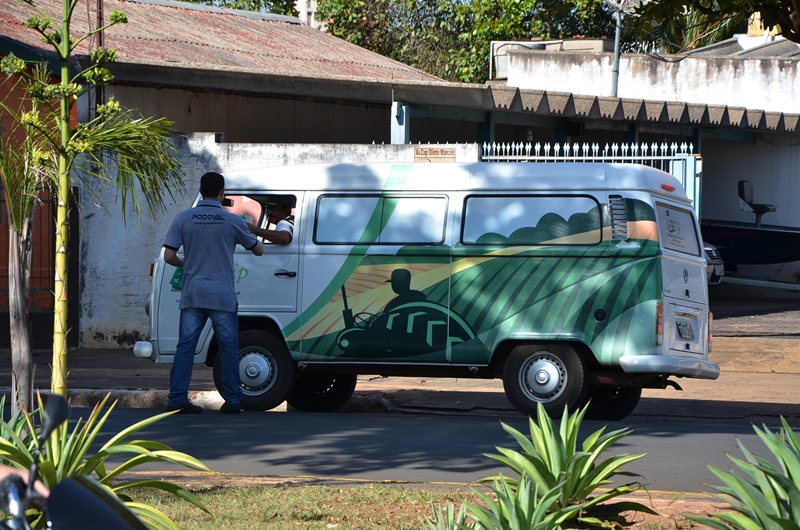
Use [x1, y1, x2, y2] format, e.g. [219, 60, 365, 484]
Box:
[223, 162, 691, 203]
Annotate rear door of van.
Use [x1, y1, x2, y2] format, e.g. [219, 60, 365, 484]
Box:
[655, 201, 709, 357]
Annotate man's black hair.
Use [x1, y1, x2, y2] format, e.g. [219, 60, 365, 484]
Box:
[200, 172, 225, 198]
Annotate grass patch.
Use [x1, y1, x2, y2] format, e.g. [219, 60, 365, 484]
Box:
[127, 483, 480, 529]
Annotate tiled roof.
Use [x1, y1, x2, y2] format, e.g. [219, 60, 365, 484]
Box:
[0, 0, 445, 84]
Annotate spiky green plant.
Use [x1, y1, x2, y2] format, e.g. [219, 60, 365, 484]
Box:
[427, 475, 584, 530]
[427, 500, 475, 530]
[469, 474, 586, 530]
[483, 402, 655, 524]
[0, 394, 210, 529]
[426, 402, 657, 529]
[685, 416, 800, 530]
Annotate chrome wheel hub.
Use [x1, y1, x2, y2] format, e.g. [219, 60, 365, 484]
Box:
[239, 351, 275, 394]
[521, 353, 566, 403]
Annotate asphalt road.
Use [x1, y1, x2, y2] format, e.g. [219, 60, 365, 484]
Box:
[91, 405, 762, 494]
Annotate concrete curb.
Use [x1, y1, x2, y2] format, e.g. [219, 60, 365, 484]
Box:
[1, 387, 516, 416]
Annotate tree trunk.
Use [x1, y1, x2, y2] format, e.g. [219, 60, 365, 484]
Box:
[51, 162, 69, 398]
[8, 207, 35, 414]
[52, 17, 73, 397]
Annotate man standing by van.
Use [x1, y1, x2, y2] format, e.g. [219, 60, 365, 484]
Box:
[163, 172, 264, 414]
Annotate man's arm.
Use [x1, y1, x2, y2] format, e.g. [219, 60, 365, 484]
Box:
[164, 247, 183, 267]
[250, 240, 265, 256]
[248, 223, 292, 245]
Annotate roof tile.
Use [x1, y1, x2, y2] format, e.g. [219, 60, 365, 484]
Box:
[1, 0, 442, 84]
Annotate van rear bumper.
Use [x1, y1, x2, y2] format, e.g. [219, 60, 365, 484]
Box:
[619, 355, 720, 380]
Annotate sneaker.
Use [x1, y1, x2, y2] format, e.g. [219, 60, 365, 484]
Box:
[166, 403, 203, 414]
[219, 401, 241, 414]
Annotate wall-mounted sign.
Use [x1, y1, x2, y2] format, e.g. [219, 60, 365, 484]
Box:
[414, 147, 456, 163]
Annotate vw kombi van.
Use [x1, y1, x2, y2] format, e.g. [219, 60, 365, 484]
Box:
[134, 162, 719, 420]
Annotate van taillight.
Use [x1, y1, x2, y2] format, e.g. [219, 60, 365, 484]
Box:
[708, 311, 713, 353]
[149, 263, 154, 276]
[656, 301, 663, 345]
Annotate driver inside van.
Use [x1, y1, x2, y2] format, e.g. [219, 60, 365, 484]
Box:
[247, 196, 294, 245]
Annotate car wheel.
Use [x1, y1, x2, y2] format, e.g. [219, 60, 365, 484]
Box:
[286, 373, 358, 412]
[502, 343, 588, 418]
[584, 386, 642, 421]
[213, 330, 295, 411]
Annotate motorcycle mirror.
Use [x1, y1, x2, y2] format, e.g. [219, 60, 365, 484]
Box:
[40, 394, 70, 446]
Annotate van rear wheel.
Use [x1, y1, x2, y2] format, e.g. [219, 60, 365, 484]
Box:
[503, 344, 588, 418]
[585, 386, 642, 421]
[213, 330, 295, 411]
[286, 373, 358, 412]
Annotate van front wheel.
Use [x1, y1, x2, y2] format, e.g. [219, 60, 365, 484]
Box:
[503, 344, 588, 418]
[213, 330, 296, 411]
[286, 373, 358, 412]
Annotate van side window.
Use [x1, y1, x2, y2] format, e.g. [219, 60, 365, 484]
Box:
[315, 195, 447, 245]
[462, 195, 602, 245]
[222, 194, 264, 224]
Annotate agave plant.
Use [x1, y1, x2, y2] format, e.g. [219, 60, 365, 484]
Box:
[427, 500, 475, 530]
[469, 474, 587, 530]
[427, 475, 581, 530]
[426, 402, 656, 529]
[482, 402, 655, 525]
[0, 393, 210, 529]
[685, 416, 800, 530]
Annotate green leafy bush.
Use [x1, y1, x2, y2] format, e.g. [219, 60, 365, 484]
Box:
[427, 402, 656, 529]
[0, 394, 210, 529]
[685, 416, 800, 530]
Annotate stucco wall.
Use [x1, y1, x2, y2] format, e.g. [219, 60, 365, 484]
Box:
[79, 136, 480, 348]
[506, 51, 800, 113]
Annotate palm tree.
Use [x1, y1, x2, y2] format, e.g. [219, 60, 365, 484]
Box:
[1, 0, 185, 412]
[0, 66, 59, 414]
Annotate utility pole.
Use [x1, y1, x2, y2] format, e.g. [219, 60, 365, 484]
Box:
[603, 0, 647, 97]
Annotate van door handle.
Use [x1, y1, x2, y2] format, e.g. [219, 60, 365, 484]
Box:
[274, 271, 297, 278]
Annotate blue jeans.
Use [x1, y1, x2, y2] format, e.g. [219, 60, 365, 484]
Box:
[168, 308, 243, 408]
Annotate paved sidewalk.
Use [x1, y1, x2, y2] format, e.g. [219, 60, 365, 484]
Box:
[2, 335, 800, 422]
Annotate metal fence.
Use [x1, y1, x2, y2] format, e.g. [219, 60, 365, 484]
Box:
[481, 141, 703, 217]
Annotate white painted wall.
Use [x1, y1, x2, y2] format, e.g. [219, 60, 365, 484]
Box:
[506, 49, 800, 113]
[79, 136, 479, 348]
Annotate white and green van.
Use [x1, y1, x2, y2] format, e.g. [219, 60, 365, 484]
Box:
[134, 162, 719, 420]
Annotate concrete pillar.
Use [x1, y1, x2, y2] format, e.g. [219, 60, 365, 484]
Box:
[391, 101, 410, 144]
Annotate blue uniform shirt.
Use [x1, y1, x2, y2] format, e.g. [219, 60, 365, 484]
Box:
[163, 200, 259, 312]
